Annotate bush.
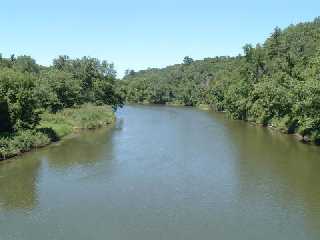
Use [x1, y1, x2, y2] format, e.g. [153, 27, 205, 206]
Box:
[0, 130, 50, 160]
[0, 104, 115, 160]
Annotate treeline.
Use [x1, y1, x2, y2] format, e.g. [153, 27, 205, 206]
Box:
[0, 55, 123, 133]
[120, 17, 320, 144]
[0, 54, 123, 159]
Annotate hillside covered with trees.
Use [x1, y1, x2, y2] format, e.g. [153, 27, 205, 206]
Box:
[120, 17, 320, 144]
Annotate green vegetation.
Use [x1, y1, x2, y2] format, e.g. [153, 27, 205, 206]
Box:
[0, 131, 50, 160]
[2, 17, 320, 157]
[120, 17, 320, 145]
[40, 104, 115, 139]
[0, 54, 123, 160]
[0, 104, 115, 160]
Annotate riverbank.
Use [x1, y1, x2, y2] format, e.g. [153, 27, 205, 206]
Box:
[133, 101, 319, 146]
[167, 102, 319, 145]
[129, 101, 212, 111]
[0, 104, 115, 160]
[196, 103, 318, 145]
[208, 105, 320, 146]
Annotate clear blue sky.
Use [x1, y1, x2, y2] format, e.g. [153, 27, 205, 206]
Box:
[1, 0, 319, 77]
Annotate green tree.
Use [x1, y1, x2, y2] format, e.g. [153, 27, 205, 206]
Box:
[0, 68, 40, 130]
[183, 56, 194, 65]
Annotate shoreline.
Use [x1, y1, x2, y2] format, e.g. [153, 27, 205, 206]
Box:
[0, 105, 116, 162]
[0, 124, 115, 164]
[130, 102, 319, 147]
[2, 102, 315, 163]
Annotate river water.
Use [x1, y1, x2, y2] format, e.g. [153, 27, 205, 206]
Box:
[1, 105, 320, 240]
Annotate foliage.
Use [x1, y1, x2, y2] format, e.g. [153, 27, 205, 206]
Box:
[0, 130, 50, 160]
[0, 104, 115, 160]
[121, 17, 320, 144]
[0, 68, 40, 131]
[0, 53, 123, 159]
[183, 56, 194, 65]
[39, 104, 115, 137]
[0, 55, 123, 133]
[37, 70, 82, 112]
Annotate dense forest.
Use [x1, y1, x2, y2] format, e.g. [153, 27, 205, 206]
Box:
[0, 55, 123, 159]
[120, 17, 320, 144]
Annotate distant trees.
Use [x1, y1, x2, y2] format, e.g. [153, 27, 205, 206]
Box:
[120, 55, 239, 106]
[14, 55, 40, 73]
[53, 55, 69, 70]
[183, 56, 194, 65]
[120, 17, 320, 144]
[124, 69, 135, 77]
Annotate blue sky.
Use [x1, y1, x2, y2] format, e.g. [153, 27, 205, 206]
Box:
[1, 0, 319, 77]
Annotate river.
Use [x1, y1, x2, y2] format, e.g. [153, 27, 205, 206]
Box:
[1, 105, 320, 239]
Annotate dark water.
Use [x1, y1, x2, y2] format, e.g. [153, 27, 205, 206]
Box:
[1, 105, 320, 240]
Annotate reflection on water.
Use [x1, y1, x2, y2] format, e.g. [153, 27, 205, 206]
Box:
[46, 128, 115, 169]
[0, 128, 115, 212]
[211, 112, 320, 238]
[0, 105, 320, 240]
[0, 157, 41, 210]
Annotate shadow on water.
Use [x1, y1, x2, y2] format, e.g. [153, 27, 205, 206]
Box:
[0, 127, 116, 212]
[209, 111, 320, 237]
[45, 128, 116, 169]
[0, 157, 41, 210]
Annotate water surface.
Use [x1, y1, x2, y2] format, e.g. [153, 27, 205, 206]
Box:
[1, 105, 320, 239]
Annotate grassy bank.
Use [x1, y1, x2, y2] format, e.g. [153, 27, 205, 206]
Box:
[0, 104, 115, 160]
